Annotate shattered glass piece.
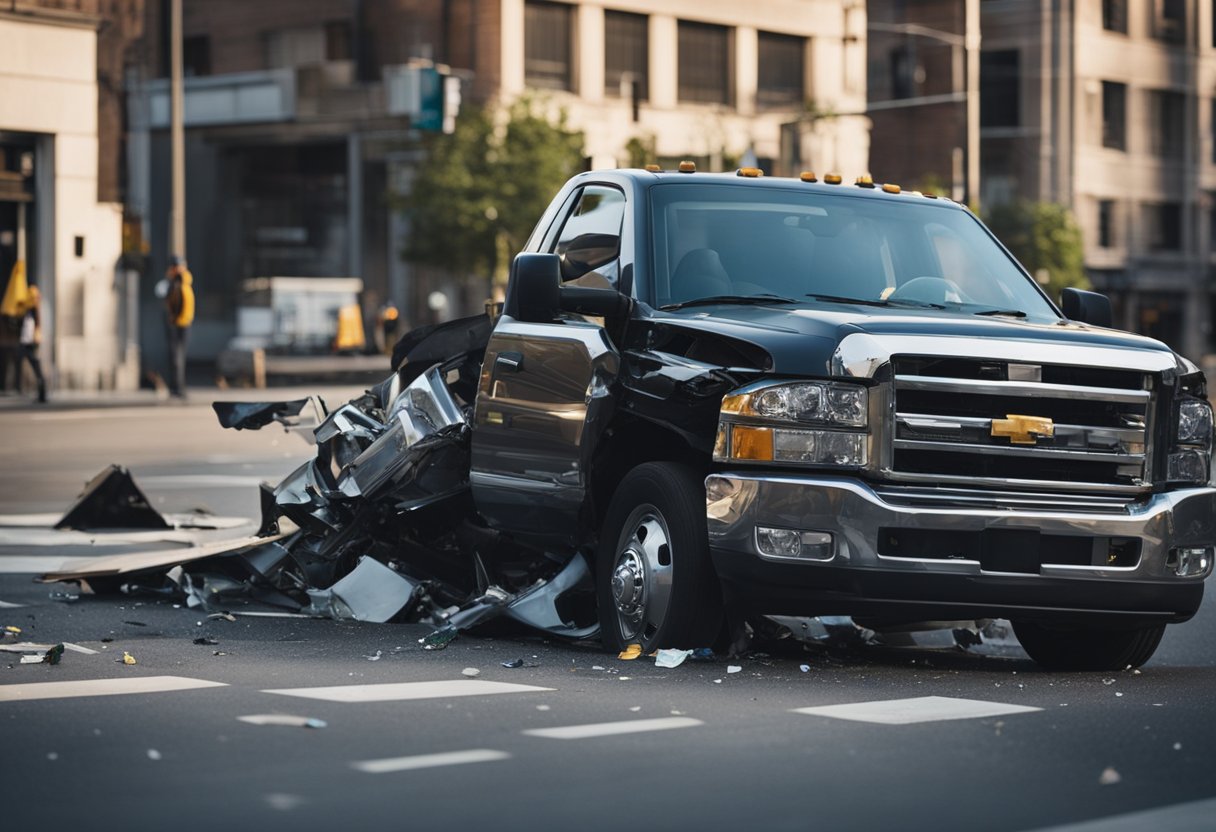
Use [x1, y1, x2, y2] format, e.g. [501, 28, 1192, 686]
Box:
[419, 625, 458, 650]
[501, 658, 524, 668]
[655, 649, 692, 668]
[212, 399, 311, 431]
[304, 557, 418, 623]
[55, 465, 171, 531]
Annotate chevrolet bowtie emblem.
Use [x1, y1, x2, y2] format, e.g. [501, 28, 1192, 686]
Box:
[991, 414, 1054, 445]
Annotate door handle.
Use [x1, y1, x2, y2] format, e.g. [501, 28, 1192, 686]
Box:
[495, 351, 524, 372]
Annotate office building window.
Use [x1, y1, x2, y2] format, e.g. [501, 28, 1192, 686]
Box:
[605, 11, 648, 100]
[525, 1, 572, 91]
[1102, 82, 1126, 150]
[979, 50, 1019, 127]
[325, 21, 352, 61]
[1150, 90, 1185, 157]
[1146, 203, 1183, 251]
[757, 32, 805, 108]
[1152, 0, 1185, 43]
[678, 21, 731, 105]
[1098, 200, 1117, 248]
[183, 35, 210, 77]
[1102, 0, 1127, 33]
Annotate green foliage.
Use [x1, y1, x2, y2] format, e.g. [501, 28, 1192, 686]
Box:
[984, 201, 1090, 301]
[624, 134, 656, 169]
[400, 98, 586, 281]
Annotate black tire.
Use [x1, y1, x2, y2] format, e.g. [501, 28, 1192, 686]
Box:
[1012, 620, 1167, 671]
[596, 462, 723, 652]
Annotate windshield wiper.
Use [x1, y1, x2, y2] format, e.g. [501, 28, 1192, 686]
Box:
[806, 293, 947, 310]
[660, 294, 798, 311]
[971, 308, 1027, 318]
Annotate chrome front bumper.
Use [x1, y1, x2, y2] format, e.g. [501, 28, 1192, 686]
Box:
[705, 473, 1214, 623]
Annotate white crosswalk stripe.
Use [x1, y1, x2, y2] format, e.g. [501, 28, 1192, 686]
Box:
[0, 675, 228, 702]
[792, 695, 1042, 725]
[523, 716, 704, 740]
[262, 680, 554, 703]
[352, 749, 512, 774]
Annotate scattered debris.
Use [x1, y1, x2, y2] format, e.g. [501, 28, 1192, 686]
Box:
[461, 667, 480, 677]
[305, 556, 418, 623]
[120, 652, 136, 665]
[4, 625, 22, 635]
[727, 665, 742, 674]
[48, 592, 79, 603]
[1174, 742, 1182, 751]
[123, 621, 147, 627]
[689, 648, 716, 662]
[1098, 767, 1121, 786]
[207, 613, 237, 622]
[55, 465, 171, 531]
[193, 637, 219, 646]
[655, 649, 692, 668]
[147, 749, 162, 761]
[629, 706, 641, 712]
[3, 642, 64, 664]
[419, 627, 459, 651]
[264, 794, 308, 811]
[212, 399, 314, 432]
[536, 704, 551, 711]
[618, 644, 642, 661]
[799, 664, 810, 673]
[365, 651, 382, 661]
[237, 714, 327, 729]
[501, 658, 524, 668]
[61, 643, 98, 655]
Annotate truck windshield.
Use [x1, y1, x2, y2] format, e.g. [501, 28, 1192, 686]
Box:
[649, 183, 1060, 322]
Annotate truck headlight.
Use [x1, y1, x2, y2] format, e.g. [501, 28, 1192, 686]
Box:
[1168, 396, 1213, 485]
[714, 381, 869, 466]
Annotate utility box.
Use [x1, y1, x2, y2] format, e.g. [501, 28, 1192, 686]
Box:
[230, 276, 363, 354]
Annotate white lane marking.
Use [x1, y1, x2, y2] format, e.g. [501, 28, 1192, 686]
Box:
[792, 696, 1042, 725]
[352, 749, 512, 774]
[523, 716, 705, 740]
[0, 556, 76, 574]
[61, 643, 99, 655]
[262, 680, 554, 703]
[0, 528, 198, 547]
[0, 676, 228, 702]
[1017, 797, 1216, 832]
[0, 513, 62, 527]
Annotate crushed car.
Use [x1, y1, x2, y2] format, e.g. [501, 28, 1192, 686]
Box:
[44, 167, 1216, 670]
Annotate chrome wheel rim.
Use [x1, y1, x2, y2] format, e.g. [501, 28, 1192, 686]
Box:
[610, 505, 673, 642]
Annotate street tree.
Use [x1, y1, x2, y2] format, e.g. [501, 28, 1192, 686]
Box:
[400, 98, 585, 292]
[984, 201, 1090, 301]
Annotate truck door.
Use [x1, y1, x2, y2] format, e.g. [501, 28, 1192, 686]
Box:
[470, 184, 627, 548]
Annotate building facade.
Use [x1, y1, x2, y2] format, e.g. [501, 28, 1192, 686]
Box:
[982, 0, 1214, 360]
[0, 0, 142, 391]
[129, 0, 870, 364]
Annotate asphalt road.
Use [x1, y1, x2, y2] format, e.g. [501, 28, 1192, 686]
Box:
[1, 389, 1214, 832]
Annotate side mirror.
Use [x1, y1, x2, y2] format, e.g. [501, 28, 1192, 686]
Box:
[504, 253, 560, 322]
[1060, 288, 1112, 328]
[559, 232, 620, 280]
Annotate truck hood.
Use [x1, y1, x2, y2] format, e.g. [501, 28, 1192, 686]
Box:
[654, 302, 1187, 378]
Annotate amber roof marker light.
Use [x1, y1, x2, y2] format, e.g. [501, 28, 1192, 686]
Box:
[799, 171, 818, 182]
[855, 173, 875, 188]
[644, 163, 661, 172]
[737, 167, 763, 178]
[824, 173, 843, 185]
[678, 160, 696, 173]
[882, 183, 902, 194]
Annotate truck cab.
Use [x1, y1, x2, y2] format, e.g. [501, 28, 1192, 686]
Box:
[466, 167, 1215, 671]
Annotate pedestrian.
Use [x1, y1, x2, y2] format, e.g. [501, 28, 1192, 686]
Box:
[18, 283, 46, 403]
[162, 255, 194, 398]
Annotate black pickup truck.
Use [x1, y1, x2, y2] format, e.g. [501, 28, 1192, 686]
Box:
[208, 166, 1214, 672]
[465, 167, 1214, 670]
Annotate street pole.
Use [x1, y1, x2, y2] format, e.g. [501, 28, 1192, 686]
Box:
[169, 0, 186, 260]
[965, 0, 980, 208]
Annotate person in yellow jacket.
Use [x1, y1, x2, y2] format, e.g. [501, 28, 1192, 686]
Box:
[162, 255, 194, 398]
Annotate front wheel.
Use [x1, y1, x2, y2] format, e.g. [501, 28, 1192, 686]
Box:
[596, 462, 723, 652]
[1011, 620, 1167, 671]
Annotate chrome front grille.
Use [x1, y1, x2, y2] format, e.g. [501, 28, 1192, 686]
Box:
[888, 359, 1154, 494]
